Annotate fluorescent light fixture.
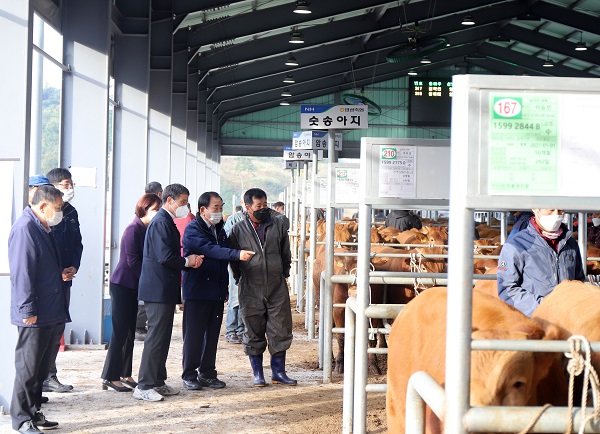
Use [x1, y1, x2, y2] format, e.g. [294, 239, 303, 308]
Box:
[280, 100, 290, 106]
[281, 89, 292, 97]
[461, 14, 475, 25]
[407, 69, 418, 76]
[283, 74, 295, 84]
[285, 55, 298, 66]
[420, 56, 431, 64]
[543, 51, 554, 67]
[293, 1, 311, 14]
[575, 31, 587, 51]
[289, 31, 304, 44]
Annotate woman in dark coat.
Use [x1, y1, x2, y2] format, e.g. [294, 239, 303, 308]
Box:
[101, 193, 161, 391]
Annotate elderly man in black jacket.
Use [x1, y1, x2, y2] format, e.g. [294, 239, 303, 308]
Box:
[133, 184, 202, 402]
[229, 188, 296, 387]
[180, 192, 254, 390]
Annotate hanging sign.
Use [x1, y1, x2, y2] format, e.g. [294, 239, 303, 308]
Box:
[292, 131, 329, 150]
[283, 146, 314, 161]
[282, 161, 299, 170]
[300, 105, 368, 130]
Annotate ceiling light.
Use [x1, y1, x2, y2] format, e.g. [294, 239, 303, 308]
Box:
[420, 56, 431, 64]
[280, 100, 290, 106]
[575, 31, 587, 51]
[289, 31, 304, 44]
[543, 51, 554, 67]
[281, 88, 292, 97]
[285, 55, 298, 66]
[283, 75, 295, 84]
[461, 14, 475, 25]
[293, 0, 311, 14]
[407, 69, 418, 76]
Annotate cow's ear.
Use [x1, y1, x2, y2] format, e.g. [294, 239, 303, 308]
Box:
[371, 257, 388, 267]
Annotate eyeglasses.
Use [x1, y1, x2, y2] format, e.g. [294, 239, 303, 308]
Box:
[57, 182, 75, 188]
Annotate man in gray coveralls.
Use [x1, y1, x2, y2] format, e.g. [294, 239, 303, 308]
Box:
[228, 188, 296, 387]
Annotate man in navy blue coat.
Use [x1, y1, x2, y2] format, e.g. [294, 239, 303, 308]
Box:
[180, 192, 254, 390]
[133, 184, 203, 402]
[9, 185, 70, 433]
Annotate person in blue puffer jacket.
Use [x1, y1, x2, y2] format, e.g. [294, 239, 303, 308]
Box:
[498, 208, 585, 317]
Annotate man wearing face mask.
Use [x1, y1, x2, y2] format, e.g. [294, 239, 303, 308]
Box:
[42, 168, 83, 394]
[229, 188, 296, 387]
[134, 184, 203, 401]
[9, 185, 70, 433]
[498, 208, 585, 317]
[180, 192, 255, 390]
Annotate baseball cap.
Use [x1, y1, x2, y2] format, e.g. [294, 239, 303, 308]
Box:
[28, 175, 52, 187]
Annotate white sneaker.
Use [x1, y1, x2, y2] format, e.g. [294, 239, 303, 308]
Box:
[133, 386, 164, 401]
[154, 384, 179, 396]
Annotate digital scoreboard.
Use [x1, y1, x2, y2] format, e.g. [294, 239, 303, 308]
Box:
[409, 78, 452, 127]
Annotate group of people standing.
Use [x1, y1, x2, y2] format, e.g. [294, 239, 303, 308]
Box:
[9, 175, 297, 431]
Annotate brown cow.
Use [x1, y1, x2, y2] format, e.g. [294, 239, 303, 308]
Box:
[472, 267, 499, 297]
[387, 287, 560, 434]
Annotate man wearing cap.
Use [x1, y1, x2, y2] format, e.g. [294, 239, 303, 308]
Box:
[28, 175, 52, 205]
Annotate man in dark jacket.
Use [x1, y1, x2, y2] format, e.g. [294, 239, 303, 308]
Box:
[43, 168, 83, 393]
[180, 192, 254, 390]
[9, 185, 70, 433]
[385, 210, 422, 231]
[133, 184, 202, 402]
[229, 188, 296, 387]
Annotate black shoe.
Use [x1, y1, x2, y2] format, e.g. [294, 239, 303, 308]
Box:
[33, 412, 59, 430]
[18, 421, 42, 433]
[198, 377, 226, 389]
[102, 379, 131, 392]
[42, 375, 73, 393]
[41, 396, 49, 404]
[135, 327, 147, 341]
[182, 379, 203, 390]
[120, 377, 138, 388]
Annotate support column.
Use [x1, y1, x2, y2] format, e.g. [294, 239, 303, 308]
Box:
[62, 0, 111, 345]
[147, 6, 173, 186]
[196, 87, 207, 193]
[170, 49, 187, 186]
[111, 2, 151, 271]
[0, 0, 33, 408]
[186, 69, 198, 202]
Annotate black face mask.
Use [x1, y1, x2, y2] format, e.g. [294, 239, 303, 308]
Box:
[253, 208, 270, 222]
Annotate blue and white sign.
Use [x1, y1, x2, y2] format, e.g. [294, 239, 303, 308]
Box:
[292, 131, 329, 150]
[300, 105, 368, 130]
[283, 146, 314, 161]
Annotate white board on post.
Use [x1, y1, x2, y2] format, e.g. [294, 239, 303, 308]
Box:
[359, 138, 451, 209]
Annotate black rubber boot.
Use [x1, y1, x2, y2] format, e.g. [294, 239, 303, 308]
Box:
[270, 353, 297, 386]
[249, 354, 266, 387]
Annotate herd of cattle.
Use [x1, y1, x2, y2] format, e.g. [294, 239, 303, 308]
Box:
[302, 217, 600, 433]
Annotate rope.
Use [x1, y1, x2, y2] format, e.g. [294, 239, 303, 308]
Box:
[410, 252, 429, 294]
[564, 335, 600, 434]
[518, 404, 552, 434]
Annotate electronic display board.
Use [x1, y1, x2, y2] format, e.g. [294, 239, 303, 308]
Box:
[409, 78, 452, 127]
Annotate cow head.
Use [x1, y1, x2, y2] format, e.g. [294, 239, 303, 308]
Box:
[469, 327, 559, 409]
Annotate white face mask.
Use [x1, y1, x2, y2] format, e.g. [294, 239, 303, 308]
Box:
[593, 218, 600, 227]
[174, 204, 189, 219]
[538, 214, 563, 232]
[147, 210, 158, 221]
[209, 212, 223, 225]
[60, 188, 75, 203]
[46, 208, 63, 227]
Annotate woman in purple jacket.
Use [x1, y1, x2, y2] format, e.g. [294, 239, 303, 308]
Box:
[101, 194, 161, 391]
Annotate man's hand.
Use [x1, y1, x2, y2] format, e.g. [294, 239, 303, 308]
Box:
[186, 254, 204, 268]
[239, 250, 255, 261]
[23, 315, 38, 325]
[62, 267, 76, 281]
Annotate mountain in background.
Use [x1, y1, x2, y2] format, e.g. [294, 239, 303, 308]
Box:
[220, 156, 289, 212]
